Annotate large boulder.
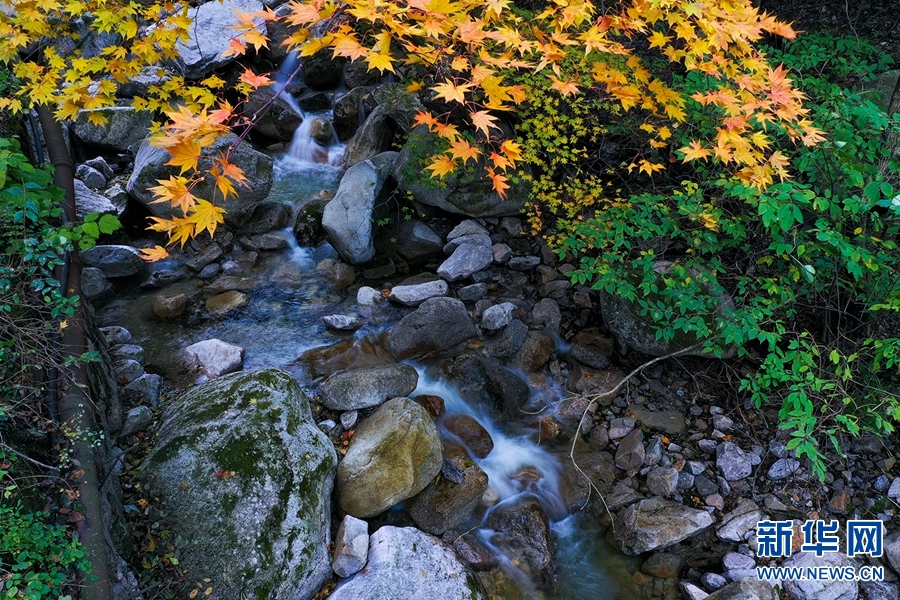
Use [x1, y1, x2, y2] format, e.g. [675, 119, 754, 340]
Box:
[599, 260, 736, 358]
[174, 0, 266, 79]
[342, 85, 424, 167]
[782, 552, 858, 600]
[81, 245, 146, 278]
[327, 526, 483, 600]
[393, 127, 528, 218]
[127, 133, 273, 227]
[337, 397, 443, 518]
[70, 106, 152, 152]
[319, 364, 419, 411]
[142, 369, 337, 600]
[387, 297, 476, 359]
[615, 497, 715, 555]
[322, 152, 397, 264]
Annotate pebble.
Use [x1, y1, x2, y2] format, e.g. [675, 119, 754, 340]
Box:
[700, 573, 727, 591]
[767, 458, 800, 481]
[340, 410, 358, 430]
[722, 552, 755, 571]
[608, 417, 635, 439]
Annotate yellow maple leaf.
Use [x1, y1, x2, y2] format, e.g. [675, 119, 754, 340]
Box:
[189, 199, 226, 238]
[425, 155, 457, 178]
[139, 245, 170, 262]
[449, 139, 480, 163]
[366, 52, 395, 73]
[431, 80, 473, 104]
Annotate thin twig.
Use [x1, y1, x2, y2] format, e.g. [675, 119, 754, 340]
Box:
[567, 342, 705, 534]
[0, 441, 57, 471]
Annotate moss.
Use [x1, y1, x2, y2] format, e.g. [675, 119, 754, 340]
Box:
[467, 574, 481, 600]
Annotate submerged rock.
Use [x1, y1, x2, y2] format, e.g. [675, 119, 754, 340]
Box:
[142, 368, 337, 600]
[408, 447, 488, 536]
[327, 526, 483, 600]
[387, 297, 476, 359]
[337, 397, 443, 518]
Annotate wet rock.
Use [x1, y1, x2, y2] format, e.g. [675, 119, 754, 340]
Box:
[442, 354, 529, 419]
[327, 526, 482, 600]
[332, 86, 368, 142]
[485, 319, 528, 358]
[481, 302, 517, 331]
[198, 263, 220, 280]
[242, 87, 303, 141]
[323, 152, 397, 264]
[143, 369, 336, 600]
[128, 133, 272, 227]
[414, 395, 446, 419]
[323, 315, 365, 331]
[239, 232, 287, 252]
[120, 406, 153, 437]
[183, 339, 244, 379]
[388, 297, 476, 359]
[320, 364, 419, 411]
[767, 458, 800, 481]
[100, 326, 132, 345]
[337, 397, 443, 518]
[221, 261, 242, 276]
[615, 429, 646, 471]
[175, 0, 265, 78]
[74, 180, 120, 219]
[647, 467, 679, 498]
[717, 442, 753, 481]
[705, 579, 777, 600]
[444, 533, 497, 571]
[437, 244, 493, 282]
[82, 267, 113, 300]
[716, 499, 761, 542]
[111, 344, 144, 364]
[316, 259, 356, 289]
[508, 256, 540, 271]
[642, 552, 683, 578]
[205, 290, 249, 319]
[783, 552, 858, 600]
[442, 413, 493, 459]
[447, 221, 489, 240]
[332, 515, 369, 578]
[396, 220, 444, 262]
[152, 291, 188, 319]
[485, 500, 554, 587]
[615, 497, 715, 555]
[242, 201, 292, 235]
[408, 451, 489, 535]
[82, 245, 146, 278]
[70, 106, 152, 152]
[509, 330, 554, 372]
[388, 279, 449, 307]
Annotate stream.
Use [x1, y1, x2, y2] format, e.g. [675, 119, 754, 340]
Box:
[99, 123, 640, 599]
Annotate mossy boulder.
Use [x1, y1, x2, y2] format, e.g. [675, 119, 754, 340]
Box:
[142, 368, 337, 600]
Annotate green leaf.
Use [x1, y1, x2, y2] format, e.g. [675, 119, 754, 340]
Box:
[98, 214, 120, 235]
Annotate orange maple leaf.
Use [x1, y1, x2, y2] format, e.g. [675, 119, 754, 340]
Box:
[139, 245, 170, 262]
[425, 155, 457, 178]
[470, 110, 499, 137]
[486, 167, 510, 198]
[239, 68, 271, 89]
[449, 139, 480, 163]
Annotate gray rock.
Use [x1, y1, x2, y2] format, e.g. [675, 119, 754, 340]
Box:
[717, 442, 753, 481]
[888, 478, 900, 500]
[859, 581, 898, 600]
[862, 69, 900, 115]
[443, 234, 493, 255]
[608, 417, 635, 439]
[74, 180, 120, 219]
[569, 343, 611, 369]
[243, 87, 303, 141]
[508, 330, 555, 373]
[113, 359, 144, 385]
[722, 552, 755, 571]
[485, 319, 528, 358]
[183, 339, 244, 379]
[337, 397, 442, 518]
[70, 106, 152, 152]
[332, 86, 368, 142]
[323, 315, 365, 331]
[783, 551, 858, 600]
[120, 406, 153, 437]
[332, 515, 368, 578]
[615, 429, 645, 471]
[647, 467, 679, 497]
[75, 164, 106, 189]
[341, 410, 358, 431]
[492, 243, 513, 264]
[175, 0, 265, 78]
[616, 497, 715, 555]
[767, 458, 800, 481]
[480, 302, 517, 331]
[186, 244, 223, 272]
[447, 220, 489, 240]
[702, 573, 729, 590]
[110, 344, 144, 364]
[81, 267, 112, 300]
[243, 202, 292, 235]
[530, 298, 561, 334]
[124, 374, 164, 407]
[327, 526, 482, 600]
[441, 354, 529, 420]
[84, 156, 114, 179]
[712, 414, 734, 431]
[396, 220, 444, 261]
[705, 579, 777, 600]
[100, 326, 132, 345]
[221, 260, 242, 276]
[82, 245, 146, 278]
[387, 297, 476, 359]
[508, 256, 540, 271]
[457, 283, 488, 303]
[198, 263, 221, 280]
[356, 286, 383, 307]
[629, 405, 686, 435]
[883, 529, 900, 574]
[484, 500, 554, 583]
[341, 107, 394, 167]
[320, 364, 419, 411]
[681, 581, 710, 600]
[437, 244, 493, 282]
[323, 153, 397, 264]
[388, 280, 449, 307]
[143, 369, 336, 600]
[716, 499, 761, 542]
[128, 134, 272, 228]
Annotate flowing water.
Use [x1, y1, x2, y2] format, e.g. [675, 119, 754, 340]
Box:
[103, 118, 639, 599]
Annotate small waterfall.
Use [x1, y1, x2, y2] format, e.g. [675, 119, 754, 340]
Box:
[287, 117, 344, 166]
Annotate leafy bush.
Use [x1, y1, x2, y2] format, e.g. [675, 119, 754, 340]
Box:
[559, 33, 900, 479]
